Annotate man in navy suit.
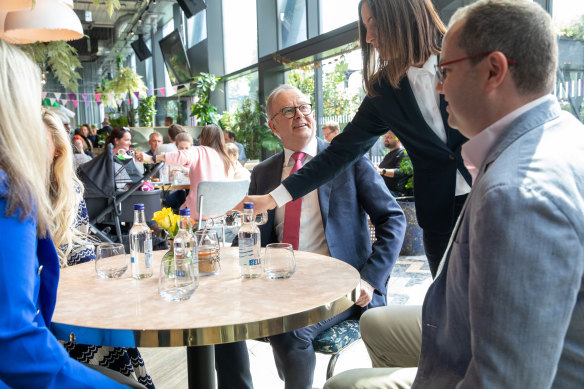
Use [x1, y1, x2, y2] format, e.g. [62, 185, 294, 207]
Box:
[253, 85, 405, 389]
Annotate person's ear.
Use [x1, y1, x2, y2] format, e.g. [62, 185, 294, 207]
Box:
[485, 51, 509, 91]
[268, 119, 281, 139]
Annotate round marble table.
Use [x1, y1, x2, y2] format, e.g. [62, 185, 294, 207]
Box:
[52, 247, 360, 388]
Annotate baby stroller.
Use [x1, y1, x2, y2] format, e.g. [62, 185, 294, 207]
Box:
[78, 144, 164, 243]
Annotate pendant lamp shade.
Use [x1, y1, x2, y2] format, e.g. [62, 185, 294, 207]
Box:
[0, 0, 34, 12]
[0, 12, 35, 44]
[3, 0, 83, 43]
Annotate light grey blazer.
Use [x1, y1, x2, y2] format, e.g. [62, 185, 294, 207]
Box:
[414, 95, 584, 388]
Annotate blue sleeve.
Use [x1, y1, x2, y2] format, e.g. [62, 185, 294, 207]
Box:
[353, 158, 406, 296]
[0, 205, 127, 388]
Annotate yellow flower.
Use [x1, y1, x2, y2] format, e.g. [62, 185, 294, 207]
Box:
[152, 207, 180, 239]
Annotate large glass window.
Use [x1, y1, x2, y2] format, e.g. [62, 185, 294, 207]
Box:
[162, 20, 175, 89]
[226, 72, 259, 112]
[554, 0, 584, 122]
[223, 0, 258, 74]
[319, 0, 359, 34]
[278, 0, 307, 49]
[187, 10, 207, 48]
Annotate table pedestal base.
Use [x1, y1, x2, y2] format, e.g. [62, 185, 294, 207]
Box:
[187, 345, 216, 389]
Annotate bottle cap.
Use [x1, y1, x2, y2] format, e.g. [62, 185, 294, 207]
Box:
[134, 204, 145, 210]
[243, 202, 254, 210]
[179, 208, 191, 216]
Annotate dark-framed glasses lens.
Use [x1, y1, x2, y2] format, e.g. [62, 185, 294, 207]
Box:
[299, 104, 312, 115]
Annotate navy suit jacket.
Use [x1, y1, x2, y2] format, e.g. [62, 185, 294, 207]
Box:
[248, 138, 406, 309]
[283, 76, 472, 235]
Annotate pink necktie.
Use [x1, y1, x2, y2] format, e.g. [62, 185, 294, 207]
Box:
[282, 152, 305, 250]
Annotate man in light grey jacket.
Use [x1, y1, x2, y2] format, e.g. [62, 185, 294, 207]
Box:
[326, 1, 584, 388]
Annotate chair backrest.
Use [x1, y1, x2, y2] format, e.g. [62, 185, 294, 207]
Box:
[197, 179, 250, 223]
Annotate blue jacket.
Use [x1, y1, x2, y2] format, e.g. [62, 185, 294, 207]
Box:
[249, 138, 406, 308]
[414, 97, 584, 388]
[0, 171, 126, 388]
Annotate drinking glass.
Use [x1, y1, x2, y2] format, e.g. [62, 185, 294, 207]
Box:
[95, 243, 128, 279]
[194, 230, 220, 276]
[255, 211, 268, 226]
[158, 258, 198, 302]
[264, 243, 296, 279]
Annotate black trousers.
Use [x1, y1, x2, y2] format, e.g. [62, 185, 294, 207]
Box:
[423, 194, 468, 277]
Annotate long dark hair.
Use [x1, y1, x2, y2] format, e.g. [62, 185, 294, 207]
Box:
[358, 0, 445, 94]
[199, 124, 231, 175]
[105, 127, 131, 147]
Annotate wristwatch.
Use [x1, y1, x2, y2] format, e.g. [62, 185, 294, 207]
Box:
[382, 168, 386, 176]
[153, 154, 157, 164]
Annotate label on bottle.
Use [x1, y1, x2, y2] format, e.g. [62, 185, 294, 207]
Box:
[239, 238, 253, 266]
[145, 239, 153, 268]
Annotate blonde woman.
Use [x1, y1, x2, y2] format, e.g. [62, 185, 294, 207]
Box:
[0, 39, 130, 388]
[44, 109, 153, 388]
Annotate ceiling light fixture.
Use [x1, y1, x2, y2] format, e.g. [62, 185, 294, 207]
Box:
[2, 0, 83, 43]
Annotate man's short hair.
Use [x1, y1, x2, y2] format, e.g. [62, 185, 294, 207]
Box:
[174, 132, 193, 145]
[266, 85, 308, 119]
[225, 131, 236, 141]
[164, 116, 174, 125]
[322, 121, 340, 133]
[452, 0, 557, 96]
[168, 124, 186, 141]
[149, 131, 162, 141]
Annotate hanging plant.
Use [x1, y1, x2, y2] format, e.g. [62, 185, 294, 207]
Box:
[189, 72, 220, 125]
[137, 95, 157, 127]
[91, 0, 121, 18]
[22, 41, 82, 91]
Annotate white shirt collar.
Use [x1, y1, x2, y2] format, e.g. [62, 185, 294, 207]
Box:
[461, 95, 551, 183]
[406, 55, 438, 84]
[283, 137, 318, 166]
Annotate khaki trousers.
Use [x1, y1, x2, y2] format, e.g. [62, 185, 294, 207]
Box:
[324, 305, 422, 389]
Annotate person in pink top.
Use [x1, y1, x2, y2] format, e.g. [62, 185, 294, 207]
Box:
[139, 124, 233, 219]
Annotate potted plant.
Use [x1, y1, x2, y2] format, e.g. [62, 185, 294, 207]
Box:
[189, 72, 221, 125]
[228, 97, 282, 160]
[395, 151, 425, 256]
[137, 95, 157, 127]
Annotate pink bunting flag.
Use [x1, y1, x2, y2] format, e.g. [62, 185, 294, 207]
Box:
[82, 93, 88, 101]
[159, 88, 165, 96]
[134, 91, 140, 99]
[61, 99, 67, 106]
[73, 100, 79, 108]
[49, 97, 56, 105]
[117, 99, 122, 107]
[95, 93, 101, 102]
[127, 99, 131, 105]
[68, 93, 75, 100]
[108, 93, 115, 101]
[41, 91, 47, 99]
[85, 101, 90, 107]
[53, 92, 61, 100]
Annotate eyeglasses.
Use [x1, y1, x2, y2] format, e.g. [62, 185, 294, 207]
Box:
[270, 103, 313, 120]
[435, 51, 516, 84]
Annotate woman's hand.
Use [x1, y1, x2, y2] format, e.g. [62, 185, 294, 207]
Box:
[235, 194, 277, 214]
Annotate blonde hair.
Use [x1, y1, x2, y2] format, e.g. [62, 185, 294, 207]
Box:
[0, 40, 51, 235]
[174, 132, 193, 146]
[44, 109, 85, 266]
[225, 142, 239, 159]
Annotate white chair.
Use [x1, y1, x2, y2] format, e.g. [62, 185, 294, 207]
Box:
[196, 179, 250, 245]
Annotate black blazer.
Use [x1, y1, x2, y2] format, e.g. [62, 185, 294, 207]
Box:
[283, 76, 471, 234]
[247, 138, 406, 309]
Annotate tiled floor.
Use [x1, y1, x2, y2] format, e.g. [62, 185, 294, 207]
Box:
[139, 254, 432, 389]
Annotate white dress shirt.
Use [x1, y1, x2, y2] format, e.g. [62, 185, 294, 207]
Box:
[274, 137, 330, 256]
[407, 55, 471, 196]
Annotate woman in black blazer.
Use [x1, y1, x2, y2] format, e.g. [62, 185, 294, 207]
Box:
[249, 0, 471, 277]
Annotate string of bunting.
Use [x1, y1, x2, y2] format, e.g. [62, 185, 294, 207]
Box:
[41, 80, 194, 108]
[273, 41, 360, 70]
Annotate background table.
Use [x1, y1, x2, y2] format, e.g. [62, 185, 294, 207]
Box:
[52, 247, 360, 388]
